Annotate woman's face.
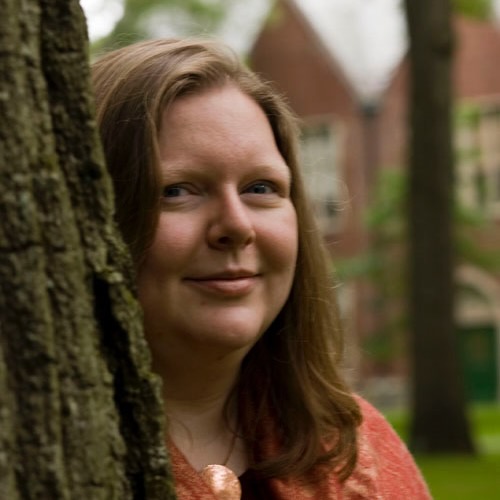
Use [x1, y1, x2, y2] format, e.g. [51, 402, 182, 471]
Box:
[137, 84, 298, 362]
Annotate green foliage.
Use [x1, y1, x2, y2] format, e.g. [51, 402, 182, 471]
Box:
[336, 169, 409, 366]
[452, 0, 493, 20]
[336, 161, 500, 365]
[365, 168, 407, 238]
[336, 169, 407, 283]
[455, 103, 482, 128]
[92, 0, 232, 53]
[337, 166, 500, 280]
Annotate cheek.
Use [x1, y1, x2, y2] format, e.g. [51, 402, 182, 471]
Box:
[145, 216, 200, 270]
[263, 209, 298, 269]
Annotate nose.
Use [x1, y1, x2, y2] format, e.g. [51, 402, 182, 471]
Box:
[207, 190, 255, 250]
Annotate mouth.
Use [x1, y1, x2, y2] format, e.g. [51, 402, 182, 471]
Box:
[184, 271, 259, 296]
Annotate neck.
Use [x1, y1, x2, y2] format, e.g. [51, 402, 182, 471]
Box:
[148, 333, 250, 400]
[150, 336, 252, 474]
[164, 381, 237, 445]
[152, 348, 247, 472]
[155, 349, 242, 413]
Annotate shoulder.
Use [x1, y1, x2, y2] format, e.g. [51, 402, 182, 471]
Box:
[340, 396, 432, 499]
[356, 396, 406, 446]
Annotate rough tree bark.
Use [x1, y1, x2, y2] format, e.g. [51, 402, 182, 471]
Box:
[404, 0, 475, 453]
[0, 0, 176, 498]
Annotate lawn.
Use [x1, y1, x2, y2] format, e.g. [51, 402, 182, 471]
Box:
[385, 404, 500, 500]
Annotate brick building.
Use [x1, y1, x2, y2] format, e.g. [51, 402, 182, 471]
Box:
[249, 0, 500, 403]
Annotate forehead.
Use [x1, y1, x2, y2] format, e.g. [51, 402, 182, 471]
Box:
[155, 84, 293, 189]
[159, 85, 275, 151]
[164, 83, 262, 126]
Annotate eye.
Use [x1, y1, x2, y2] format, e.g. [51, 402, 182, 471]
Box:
[162, 185, 189, 198]
[244, 182, 276, 195]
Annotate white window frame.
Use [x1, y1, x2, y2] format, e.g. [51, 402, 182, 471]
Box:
[299, 116, 346, 234]
[456, 98, 500, 219]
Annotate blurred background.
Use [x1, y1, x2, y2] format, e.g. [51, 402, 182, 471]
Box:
[80, 1, 500, 497]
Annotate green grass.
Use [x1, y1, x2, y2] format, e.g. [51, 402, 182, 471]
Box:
[416, 453, 500, 499]
[385, 404, 500, 500]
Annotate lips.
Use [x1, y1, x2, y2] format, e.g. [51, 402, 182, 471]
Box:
[184, 270, 259, 296]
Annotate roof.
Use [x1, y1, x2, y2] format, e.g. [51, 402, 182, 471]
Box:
[454, 15, 500, 99]
[290, 0, 407, 103]
[244, 0, 500, 103]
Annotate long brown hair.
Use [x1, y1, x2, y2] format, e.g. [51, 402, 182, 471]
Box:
[91, 38, 361, 481]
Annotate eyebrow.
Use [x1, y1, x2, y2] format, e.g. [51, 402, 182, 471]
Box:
[248, 163, 292, 181]
[159, 162, 292, 182]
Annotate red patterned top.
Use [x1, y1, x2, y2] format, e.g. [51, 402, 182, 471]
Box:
[169, 397, 432, 499]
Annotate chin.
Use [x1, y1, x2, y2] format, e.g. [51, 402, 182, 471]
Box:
[192, 320, 265, 352]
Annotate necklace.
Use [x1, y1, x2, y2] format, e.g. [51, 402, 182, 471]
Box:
[222, 428, 238, 466]
[199, 431, 241, 499]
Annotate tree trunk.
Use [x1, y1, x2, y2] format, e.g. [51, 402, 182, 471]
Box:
[404, 0, 475, 453]
[0, 1, 176, 497]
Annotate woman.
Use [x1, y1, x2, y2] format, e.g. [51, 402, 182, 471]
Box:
[92, 38, 430, 499]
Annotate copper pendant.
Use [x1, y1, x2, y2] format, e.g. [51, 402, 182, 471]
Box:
[200, 464, 242, 499]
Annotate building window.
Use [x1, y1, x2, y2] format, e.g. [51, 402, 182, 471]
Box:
[456, 101, 500, 217]
[299, 118, 345, 234]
